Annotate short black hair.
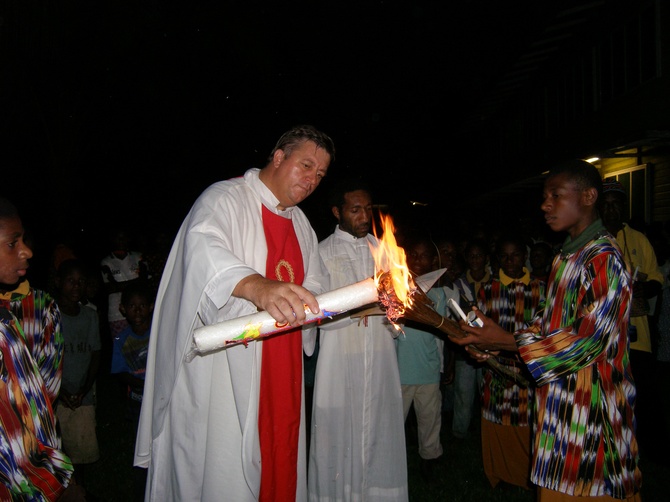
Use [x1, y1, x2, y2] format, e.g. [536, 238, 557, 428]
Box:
[495, 233, 528, 256]
[327, 178, 373, 210]
[464, 238, 489, 256]
[530, 240, 554, 254]
[121, 281, 153, 306]
[57, 258, 89, 279]
[401, 229, 437, 257]
[547, 159, 602, 199]
[0, 197, 19, 220]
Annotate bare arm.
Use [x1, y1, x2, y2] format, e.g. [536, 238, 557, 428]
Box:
[232, 273, 321, 327]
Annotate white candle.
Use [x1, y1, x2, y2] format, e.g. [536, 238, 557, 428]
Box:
[190, 277, 379, 356]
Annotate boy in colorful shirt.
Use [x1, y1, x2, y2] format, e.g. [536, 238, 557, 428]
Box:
[0, 197, 83, 501]
[476, 234, 545, 490]
[450, 160, 641, 500]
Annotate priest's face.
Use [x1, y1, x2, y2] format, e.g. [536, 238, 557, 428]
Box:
[334, 190, 372, 238]
[267, 140, 330, 209]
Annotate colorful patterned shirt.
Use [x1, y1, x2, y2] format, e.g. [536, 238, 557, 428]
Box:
[0, 281, 64, 406]
[516, 220, 641, 498]
[0, 306, 73, 500]
[478, 268, 545, 425]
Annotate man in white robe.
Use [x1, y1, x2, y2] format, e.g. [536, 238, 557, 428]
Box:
[134, 125, 334, 501]
[308, 180, 408, 501]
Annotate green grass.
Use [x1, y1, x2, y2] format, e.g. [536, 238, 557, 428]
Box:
[85, 372, 669, 501]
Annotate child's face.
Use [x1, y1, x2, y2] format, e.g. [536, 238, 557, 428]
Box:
[465, 245, 487, 273]
[121, 293, 153, 330]
[58, 270, 86, 304]
[0, 216, 33, 287]
[541, 173, 593, 238]
[497, 242, 526, 279]
[406, 242, 437, 277]
[437, 241, 458, 272]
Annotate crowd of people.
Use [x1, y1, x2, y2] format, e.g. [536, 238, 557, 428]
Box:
[2, 125, 669, 501]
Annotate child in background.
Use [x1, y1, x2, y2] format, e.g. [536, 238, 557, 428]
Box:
[110, 282, 153, 425]
[54, 258, 102, 490]
[111, 281, 153, 501]
[100, 227, 148, 340]
[476, 234, 545, 490]
[396, 232, 456, 483]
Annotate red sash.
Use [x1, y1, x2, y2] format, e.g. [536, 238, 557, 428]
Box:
[259, 206, 304, 501]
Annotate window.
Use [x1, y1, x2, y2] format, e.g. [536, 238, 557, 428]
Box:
[604, 165, 649, 225]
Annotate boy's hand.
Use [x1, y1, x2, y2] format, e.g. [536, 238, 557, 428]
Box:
[449, 308, 519, 353]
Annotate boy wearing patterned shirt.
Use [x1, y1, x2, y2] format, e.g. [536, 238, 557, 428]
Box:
[0, 197, 84, 501]
[476, 234, 545, 490]
[451, 160, 641, 501]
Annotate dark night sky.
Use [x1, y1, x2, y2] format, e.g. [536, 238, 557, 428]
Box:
[2, 1, 578, 256]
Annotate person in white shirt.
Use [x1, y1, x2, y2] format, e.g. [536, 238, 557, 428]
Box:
[308, 179, 408, 501]
[134, 125, 335, 502]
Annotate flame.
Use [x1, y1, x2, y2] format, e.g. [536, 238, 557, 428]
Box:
[369, 212, 415, 308]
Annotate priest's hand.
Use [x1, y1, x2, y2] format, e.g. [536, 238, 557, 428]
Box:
[233, 274, 320, 327]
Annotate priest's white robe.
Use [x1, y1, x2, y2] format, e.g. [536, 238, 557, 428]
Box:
[134, 168, 329, 501]
[308, 227, 408, 501]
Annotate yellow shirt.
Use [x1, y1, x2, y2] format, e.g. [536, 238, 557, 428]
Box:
[615, 223, 664, 352]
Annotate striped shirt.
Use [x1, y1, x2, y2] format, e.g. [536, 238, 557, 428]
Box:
[478, 269, 545, 425]
[516, 226, 641, 497]
[0, 291, 73, 500]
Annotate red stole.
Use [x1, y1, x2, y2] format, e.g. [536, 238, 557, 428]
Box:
[259, 206, 304, 501]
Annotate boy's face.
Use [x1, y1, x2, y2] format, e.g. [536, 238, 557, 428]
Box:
[406, 241, 437, 277]
[465, 245, 487, 273]
[0, 216, 33, 288]
[541, 173, 596, 239]
[497, 242, 526, 279]
[437, 241, 458, 272]
[334, 190, 372, 238]
[58, 270, 86, 304]
[120, 293, 154, 331]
